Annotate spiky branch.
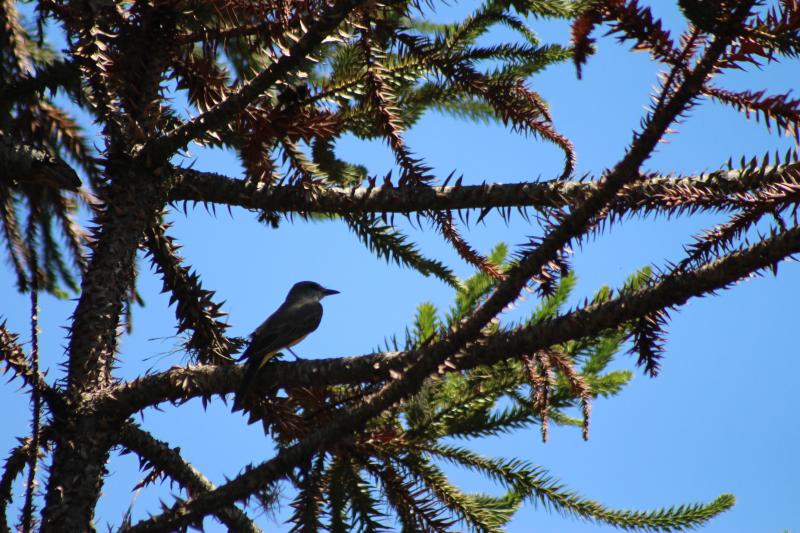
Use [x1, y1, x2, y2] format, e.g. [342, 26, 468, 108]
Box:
[169, 162, 800, 218]
[116, 424, 262, 532]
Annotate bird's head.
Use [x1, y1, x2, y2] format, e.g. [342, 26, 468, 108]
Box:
[286, 281, 339, 302]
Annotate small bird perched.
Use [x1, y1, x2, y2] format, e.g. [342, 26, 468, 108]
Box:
[232, 281, 339, 411]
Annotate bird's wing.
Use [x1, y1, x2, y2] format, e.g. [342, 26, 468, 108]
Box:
[241, 301, 323, 364]
[234, 301, 325, 410]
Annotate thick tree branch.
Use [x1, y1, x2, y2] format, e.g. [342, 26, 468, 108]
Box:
[168, 163, 799, 217]
[99, 353, 402, 417]
[64, 177, 172, 396]
[139, 0, 368, 163]
[117, 424, 261, 533]
[43, 176, 172, 531]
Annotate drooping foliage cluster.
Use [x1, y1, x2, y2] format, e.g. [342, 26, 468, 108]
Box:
[1, 0, 799, 531]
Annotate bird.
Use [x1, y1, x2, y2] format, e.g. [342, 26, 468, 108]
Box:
[232, 281, 339, 411]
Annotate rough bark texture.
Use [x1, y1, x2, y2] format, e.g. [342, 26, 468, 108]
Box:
[43, 176, 170, 532]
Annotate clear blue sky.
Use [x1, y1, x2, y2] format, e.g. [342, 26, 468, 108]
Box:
[1, 2, 799, 532]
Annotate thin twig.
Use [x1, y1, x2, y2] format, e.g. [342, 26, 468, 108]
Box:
[21, 259, 41, 532]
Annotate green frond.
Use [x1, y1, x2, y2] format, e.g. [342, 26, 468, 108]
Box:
[529, 271, 576, 323]
[486, 43, 573, 79]
[622, 266, 654, 293]
[581, 330, 627, 375]
[281, 138, 328, 184]
[429, 95, 498, 125]
[592, 284, 613, 304]
[492, 13, 541, 45]
[410, 443, 542, 494]
[337, 459, 391, 532]
[405, 19, 454, 36]
[501, 0, 579, 18]
[487, 242, 510, 266]
[462, 493, 521, 528]
[408, 389, 497, 440]
[393, 454, 505, 533]
[402, 83, 498, 126]
[584, 370, 633, 399]
[412, 302, 443, 344]
[413, 444, 734, 531]
[578, 494, 736, 532]
[442, 403, 536, 440]
[311, 138, 368, 186]
[446, 242, 508, 324]
[327, 43, 365, 86]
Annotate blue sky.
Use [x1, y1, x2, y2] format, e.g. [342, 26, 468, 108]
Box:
[1, 1, 799, 531]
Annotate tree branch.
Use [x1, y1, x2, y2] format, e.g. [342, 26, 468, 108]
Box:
[0, 322, 61, 411]
[168, 163, 799, 217]
[0, 59, 82, 104]
[21, 269, 41, 533]
[117, 424, 261, 533]
[0, 440, 30, 533]
[99, 353, 402, 418]
[0, 428, 53, 533]
[0, 135, 82, 192]
[139, 0, 369, 163]
[144, 221, 240, 365]
[43, 176, 171, 530]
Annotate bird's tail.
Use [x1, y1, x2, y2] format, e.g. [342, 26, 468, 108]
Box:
[232, 360, 261, 412]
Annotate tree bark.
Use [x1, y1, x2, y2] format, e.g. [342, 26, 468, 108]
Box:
[41, 176, 169, 532]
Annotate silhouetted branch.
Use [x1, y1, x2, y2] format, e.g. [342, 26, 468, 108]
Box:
[0, 136, 82, 192]
[139, 0, 369, 163]
[21, 267, 41, 533]
[144, 221, 240, 365]
[117, 424, 262, 533]
[0, 428, 52, 533]
[0, 323, 59, 410]
[170, 163, 800, 217]
[0, 440, 29, 533]
[0, 59, 81, 103]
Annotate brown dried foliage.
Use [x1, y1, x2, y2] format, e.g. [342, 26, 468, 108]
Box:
[572, 0, 680, 78]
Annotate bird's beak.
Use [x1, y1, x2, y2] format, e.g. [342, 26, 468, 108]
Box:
[322, 288, 340, 297]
